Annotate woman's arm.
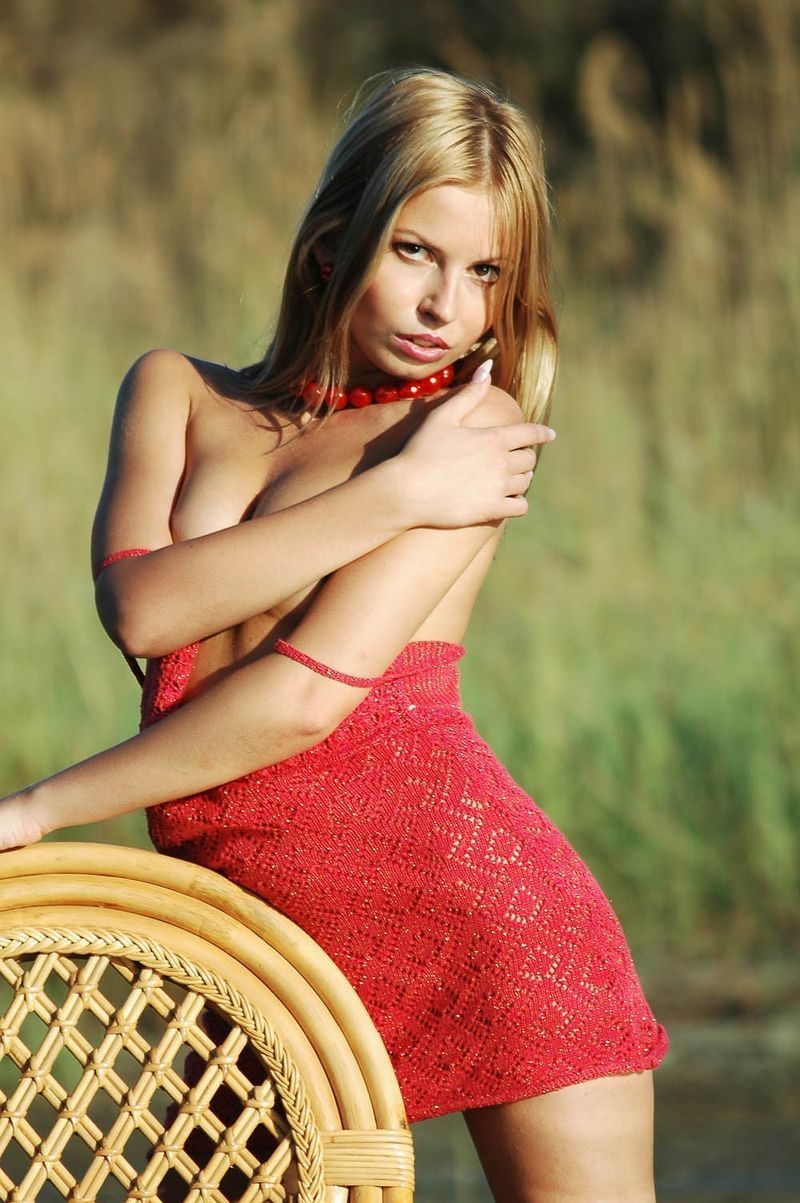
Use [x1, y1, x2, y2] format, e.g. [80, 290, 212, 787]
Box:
[0, 386, 533, 851]
[94, 350, 549, 657]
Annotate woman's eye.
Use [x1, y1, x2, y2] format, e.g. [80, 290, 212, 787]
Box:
[473, 263, 501, 284]
[395, 241, 429, 260]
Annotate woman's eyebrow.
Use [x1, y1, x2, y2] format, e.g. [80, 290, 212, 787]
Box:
[393, 227, 434, 247]
[393, 228, 505, 263]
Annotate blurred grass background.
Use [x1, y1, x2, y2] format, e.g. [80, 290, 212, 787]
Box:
[0, 0, 797, 966]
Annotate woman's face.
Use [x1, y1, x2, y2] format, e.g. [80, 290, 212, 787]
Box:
[347, 184, 503, 382]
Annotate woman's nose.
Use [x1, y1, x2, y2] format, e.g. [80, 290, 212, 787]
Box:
[419, 269, 459, 325]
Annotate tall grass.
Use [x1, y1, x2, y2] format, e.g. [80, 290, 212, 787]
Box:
[0, 0, 797, 956]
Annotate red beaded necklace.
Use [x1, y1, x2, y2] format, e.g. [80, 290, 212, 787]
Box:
[298, 363, 454, 411]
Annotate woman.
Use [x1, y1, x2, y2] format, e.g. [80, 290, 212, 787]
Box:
[1, 69, 667, 1201]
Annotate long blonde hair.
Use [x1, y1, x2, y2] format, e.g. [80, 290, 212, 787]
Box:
[243, 68, 557, 424]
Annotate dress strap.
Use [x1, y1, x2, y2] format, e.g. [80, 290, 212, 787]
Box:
[272, 639, 384, 688]
[94, 547, 153, 581]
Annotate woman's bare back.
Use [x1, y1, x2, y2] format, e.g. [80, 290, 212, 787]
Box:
[174, 358, 497, 696]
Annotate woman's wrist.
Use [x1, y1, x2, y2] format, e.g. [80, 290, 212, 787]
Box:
[0, 785, 47, 851]
[367, 456, 422, 531]
[23, 782, 52, 839]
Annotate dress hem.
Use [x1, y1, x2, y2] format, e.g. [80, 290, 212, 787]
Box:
[407, 1031, 669, 1124]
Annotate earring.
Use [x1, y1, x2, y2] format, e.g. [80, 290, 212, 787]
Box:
[320, 263, 333, 280]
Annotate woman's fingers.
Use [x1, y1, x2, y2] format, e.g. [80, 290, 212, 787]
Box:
[424, 360, 493, 426]
[509, 470, 535, 496]
[508, 447, 537, 473]
[501, 427, 552, 494]
[395, 369, 555, 527]
[432, 383, 556, 452]
[496, 494, 529, 518]
[502, 421, 556, 450]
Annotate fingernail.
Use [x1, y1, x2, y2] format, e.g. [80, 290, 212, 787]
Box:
[546, 427, 556, 439]
[472, 359, 493, 383]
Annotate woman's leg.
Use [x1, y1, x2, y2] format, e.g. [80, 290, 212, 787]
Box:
[464, 1071, 655, 1203]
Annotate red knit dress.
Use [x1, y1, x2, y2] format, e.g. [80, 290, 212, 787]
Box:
[102, 549, 668, 1123]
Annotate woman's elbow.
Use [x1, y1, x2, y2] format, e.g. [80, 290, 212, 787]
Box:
[99, 614, 152, 660]
[267, 677, 365, 745]
[95, 578, 164, 658]
[113, 618, 163, 660]
[284, 696, 347, 742]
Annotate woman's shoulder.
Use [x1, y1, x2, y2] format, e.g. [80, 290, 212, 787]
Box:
[118, 350, 261, 427]
[458, 383, 524, 429]
[122, 349, 246, 401]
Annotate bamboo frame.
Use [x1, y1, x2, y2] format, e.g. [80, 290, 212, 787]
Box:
[0, 843, 414, 1203]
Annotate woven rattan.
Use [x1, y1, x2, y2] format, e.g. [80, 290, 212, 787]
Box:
[0, 844, 414, 1203]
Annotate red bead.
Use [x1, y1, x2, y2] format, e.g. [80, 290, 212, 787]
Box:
[302, 380, 325, 404]
[418, 373, 443, 396]
[298, 365, 455, 411]
[349, 385, 373, 408]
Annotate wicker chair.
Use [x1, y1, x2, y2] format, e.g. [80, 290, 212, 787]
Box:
[0, 843, 414, 1203]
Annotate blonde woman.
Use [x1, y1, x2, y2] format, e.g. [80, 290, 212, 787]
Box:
[0, 70, 666, 1201]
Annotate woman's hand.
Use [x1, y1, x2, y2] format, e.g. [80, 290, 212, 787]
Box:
[396, 362, 556, 528]
[0, 789, 44, 852]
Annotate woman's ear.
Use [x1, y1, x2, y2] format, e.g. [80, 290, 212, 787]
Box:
[311, 241, 335, 280]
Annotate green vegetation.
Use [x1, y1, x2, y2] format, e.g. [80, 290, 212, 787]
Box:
[0, 0, 797, 956]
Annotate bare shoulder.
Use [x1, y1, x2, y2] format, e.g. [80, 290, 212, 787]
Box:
[460, 384, 524, 429]
[123, 347, 195, 388]
[116, 348, 194, 419]
[115, 347, 251, 425]
[126, 348, 258, 411]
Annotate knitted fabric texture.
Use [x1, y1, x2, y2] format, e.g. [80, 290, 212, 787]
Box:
[105, 548, 668, 1122]
[272, 638, 385, 688]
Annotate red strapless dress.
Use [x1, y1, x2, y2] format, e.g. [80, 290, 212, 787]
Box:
[102, 549, 668, 1123]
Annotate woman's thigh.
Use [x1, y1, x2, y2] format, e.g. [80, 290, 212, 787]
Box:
[464, 1071, 655, 1203]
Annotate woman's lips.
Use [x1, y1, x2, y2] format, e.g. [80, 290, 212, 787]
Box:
[392, 334, 450, 363]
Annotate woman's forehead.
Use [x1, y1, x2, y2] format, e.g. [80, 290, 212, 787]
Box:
[394, 185, 503, 260]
